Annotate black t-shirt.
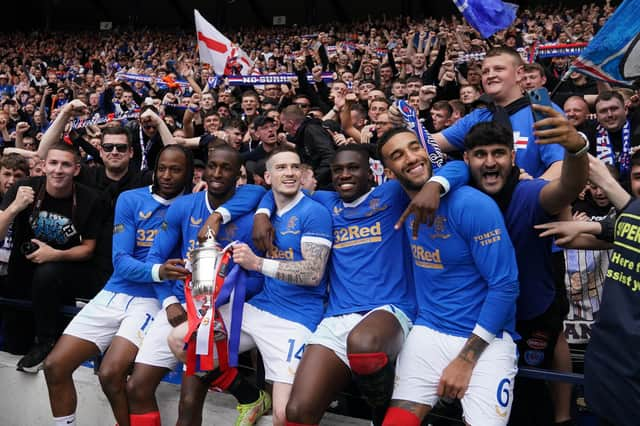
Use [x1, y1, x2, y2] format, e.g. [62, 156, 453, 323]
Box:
[585, 198, 640, 424]
[572, 194, 613, 221]
[0, 176, 104, 288]
[75, 164, 152, 275]
[241, 143, 270, 163]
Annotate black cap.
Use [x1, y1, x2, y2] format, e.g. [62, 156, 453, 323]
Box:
[193, 159, 206, 169]
[253, 115, 275, 129]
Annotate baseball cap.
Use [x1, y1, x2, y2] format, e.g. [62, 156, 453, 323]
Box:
[253, 115, 275, 129]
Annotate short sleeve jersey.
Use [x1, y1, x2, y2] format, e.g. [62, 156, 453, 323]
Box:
[442, 105, 565, 178]
[248, 193, 333, 331]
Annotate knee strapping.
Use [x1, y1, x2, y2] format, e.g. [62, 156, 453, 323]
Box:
[348, 352, 388, 375]
[129, 412, 161, 426]
[382, 407, 420, 426]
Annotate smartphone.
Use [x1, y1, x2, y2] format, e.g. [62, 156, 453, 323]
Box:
[527, 87, 552, 124]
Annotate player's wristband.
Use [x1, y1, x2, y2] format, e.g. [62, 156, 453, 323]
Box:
[151, 264, 162, 282]
[566, 132, 590, 157]
[260, 258, 279, 277]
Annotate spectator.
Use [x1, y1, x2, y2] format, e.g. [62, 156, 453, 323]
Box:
[280, 105, 335, 189]
[587, 91, 640, 180]
[0, 143, 105, 371]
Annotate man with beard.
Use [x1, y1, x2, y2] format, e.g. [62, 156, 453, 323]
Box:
[420, 107, 589, 426]
[377, 127, 519, 426]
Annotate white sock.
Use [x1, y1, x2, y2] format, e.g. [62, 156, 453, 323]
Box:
[54, 413, 76, 426]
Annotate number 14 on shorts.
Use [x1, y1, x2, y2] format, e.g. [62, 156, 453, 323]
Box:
[286, 339, 305, 362]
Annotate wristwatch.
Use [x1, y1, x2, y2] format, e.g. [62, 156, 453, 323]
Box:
[567, 131, 590, 157]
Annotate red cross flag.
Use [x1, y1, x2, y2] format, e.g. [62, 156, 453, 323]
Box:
[194, 10, 254, 75]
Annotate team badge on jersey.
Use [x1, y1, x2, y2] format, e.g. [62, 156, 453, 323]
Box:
[430, 216, 451, 240]
[113, 224, 125, 234]
[364, 198, 389, 217]
[139, 211, 152, 220]
[280, 216, 300, 235]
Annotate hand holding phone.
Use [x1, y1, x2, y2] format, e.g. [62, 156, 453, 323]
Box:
[527, 88, 552, 125]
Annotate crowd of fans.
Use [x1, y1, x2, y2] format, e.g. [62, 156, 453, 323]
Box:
[0, 0, 638, 425]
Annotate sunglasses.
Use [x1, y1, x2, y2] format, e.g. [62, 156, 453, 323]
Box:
[294, 102, 310, 108]
[101, 143, 129, 153]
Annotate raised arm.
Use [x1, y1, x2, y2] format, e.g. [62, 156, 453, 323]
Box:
[37, 99, 87, 159]
[139, 108, 175, 147]
[587, 154, 632, 210]
[535, 105, 590, 215]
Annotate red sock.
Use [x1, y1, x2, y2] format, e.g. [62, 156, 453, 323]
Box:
[129, 412, 161, 426]
[382, 407, 420, 426]
[285, 422, 318, 426]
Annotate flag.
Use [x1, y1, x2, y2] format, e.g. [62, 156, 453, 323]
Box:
[453, 0, 518, 39]
[194, 10, 253, 75]
[571, 0, 640, 86]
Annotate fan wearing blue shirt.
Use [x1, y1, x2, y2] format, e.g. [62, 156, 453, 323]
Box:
[430, 46, 565, 180]
[42, 145, 193, 426]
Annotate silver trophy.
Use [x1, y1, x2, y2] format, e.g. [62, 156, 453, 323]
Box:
[190, 227, 224, 307]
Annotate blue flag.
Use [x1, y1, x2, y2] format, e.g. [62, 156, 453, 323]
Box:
[572, 0, 640, 86]
[453, 0, 518, 39]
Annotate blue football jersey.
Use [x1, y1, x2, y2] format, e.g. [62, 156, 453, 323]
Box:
[442, 105, 565, 178]
[106, 186, 178, 297]
[146, 191, 262, 306]
[311, 180, 417, 319]
[248, 193, 332, 331]
[408, 186, 519, 339]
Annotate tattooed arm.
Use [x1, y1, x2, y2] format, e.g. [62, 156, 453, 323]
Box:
[456, 333, 489, 364]
[232, 241, 331, 286]
[437, 333, 489, 400]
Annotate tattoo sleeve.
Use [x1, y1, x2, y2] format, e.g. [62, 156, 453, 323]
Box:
[274, 241, 331, 286]
[457, 333, 489, 364]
